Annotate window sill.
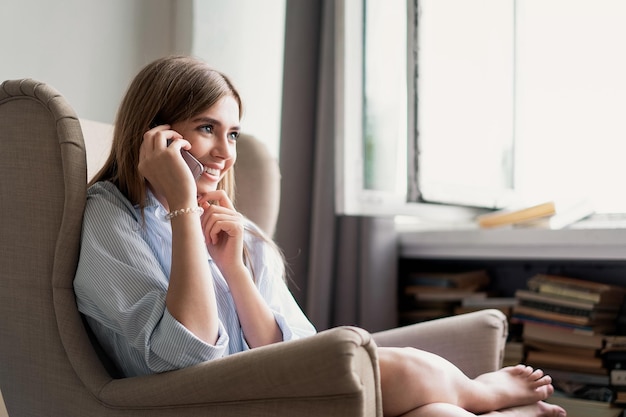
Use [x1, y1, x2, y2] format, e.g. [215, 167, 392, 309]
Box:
[397, 216, 626, 261]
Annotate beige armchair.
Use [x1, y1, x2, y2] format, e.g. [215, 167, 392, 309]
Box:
[0, 78, 508, 417]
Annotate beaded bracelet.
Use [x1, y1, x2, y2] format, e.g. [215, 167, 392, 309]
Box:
[164, 206, 204, 221]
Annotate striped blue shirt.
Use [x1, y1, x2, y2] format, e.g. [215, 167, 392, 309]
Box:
[74, 181, 316, 377]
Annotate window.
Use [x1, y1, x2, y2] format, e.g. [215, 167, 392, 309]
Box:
[335, 0, 626, 223]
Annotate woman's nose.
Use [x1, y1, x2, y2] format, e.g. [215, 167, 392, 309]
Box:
[211, 134, 235, 159]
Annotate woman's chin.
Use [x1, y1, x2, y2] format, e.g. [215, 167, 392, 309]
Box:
[196, 181, 219, 195]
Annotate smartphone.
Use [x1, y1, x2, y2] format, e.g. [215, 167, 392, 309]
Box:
[166, 139, 204, 180]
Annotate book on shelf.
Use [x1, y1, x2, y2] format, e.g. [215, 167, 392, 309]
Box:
[516, 289, 619, 313]
[527, 274, 626, 307]
[400, 270, 491, 325]
[513, 304, 615, 327]
[513, 313, 616, 335]
[526, 349, 606, 375]
[513, 288, 620, 327]
[521, 320, 605, 350]
[524, 339, 599, 358]
[476, 198, 594, 229]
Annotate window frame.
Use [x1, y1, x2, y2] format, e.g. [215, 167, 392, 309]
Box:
[334, 0, 483, 223]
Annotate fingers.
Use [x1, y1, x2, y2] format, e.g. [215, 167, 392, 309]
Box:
[144, 124, 189, 151]
[139, 126, 197, 205]
[199, 190, 235, 211]
[199, 196, 243, 246]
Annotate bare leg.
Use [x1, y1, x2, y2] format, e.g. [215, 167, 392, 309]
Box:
[402, 401, 566, 417]
[378, 347, 556, 417]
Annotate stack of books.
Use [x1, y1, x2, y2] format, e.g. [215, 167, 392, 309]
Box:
[399, 270, 490, 325]
[512, 274, 626, 403]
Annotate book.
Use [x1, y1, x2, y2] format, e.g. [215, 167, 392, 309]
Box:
[513, 313, 616, 335]
[516, 289, 618, 313]
[476, 198, 594, 229]
[527, 274, 626, 306]
[513, 304, 614, 327]
[524, 339, 599, 357]
[521, 320, 605, 350]
[526, 350, 606, 375]
[476, 201, 556, 228]
[514, 289, 619, 326]
[514, 198, 595, 229]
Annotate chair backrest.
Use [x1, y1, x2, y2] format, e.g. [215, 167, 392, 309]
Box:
[79, 120, 281, 237]
[0, 79, 113, 416]
[0, 79, 282, 415]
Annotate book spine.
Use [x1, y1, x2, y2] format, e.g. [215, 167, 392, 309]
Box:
[513, 305, 596, 326]
[518, 299, 593, 318]
[536, 283, 601, 303]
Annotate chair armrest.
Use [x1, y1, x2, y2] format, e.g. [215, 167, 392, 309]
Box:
[373, 309, 508, 378]
[97, 326, 382, 417]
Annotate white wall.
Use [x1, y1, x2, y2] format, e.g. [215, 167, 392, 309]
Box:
[190, 0, 286, 158]
[0, 0, 285, 157]
[0, 0, 172, 124]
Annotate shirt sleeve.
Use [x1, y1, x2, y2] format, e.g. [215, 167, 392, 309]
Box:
[74, 187, 228, 376]
[244, 224, 317, 341]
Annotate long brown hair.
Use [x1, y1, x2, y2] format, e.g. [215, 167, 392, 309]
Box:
[92, 56, 285, 282]
[90, 55, 242, 208]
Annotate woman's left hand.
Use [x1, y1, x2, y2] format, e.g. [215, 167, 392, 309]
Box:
[198, 190, 246, 276]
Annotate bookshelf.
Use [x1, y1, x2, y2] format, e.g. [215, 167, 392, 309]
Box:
[398, 228, 626, 413]
[398, 228, 626, 316]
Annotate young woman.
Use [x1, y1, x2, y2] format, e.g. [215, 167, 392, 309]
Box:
[74, 56, 565, 417]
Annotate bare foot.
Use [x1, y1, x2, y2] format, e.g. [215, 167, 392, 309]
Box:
[491, 401, 566, 417]
[404, 401, 566, 417]
[463, 365, 554, 413]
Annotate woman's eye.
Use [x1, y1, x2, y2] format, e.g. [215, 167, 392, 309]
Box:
[201, 125, 214, 134]
[228, 131, 240, 141]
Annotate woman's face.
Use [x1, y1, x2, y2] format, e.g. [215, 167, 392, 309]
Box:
[170, 95, 240, 193]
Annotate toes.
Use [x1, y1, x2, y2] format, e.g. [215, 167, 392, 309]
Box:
[509, 364, 532, 376]
[531, 374, 552, 388]
[529, 368, 545, 380]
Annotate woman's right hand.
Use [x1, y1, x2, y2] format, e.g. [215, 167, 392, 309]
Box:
[138, 125, 198, 209]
